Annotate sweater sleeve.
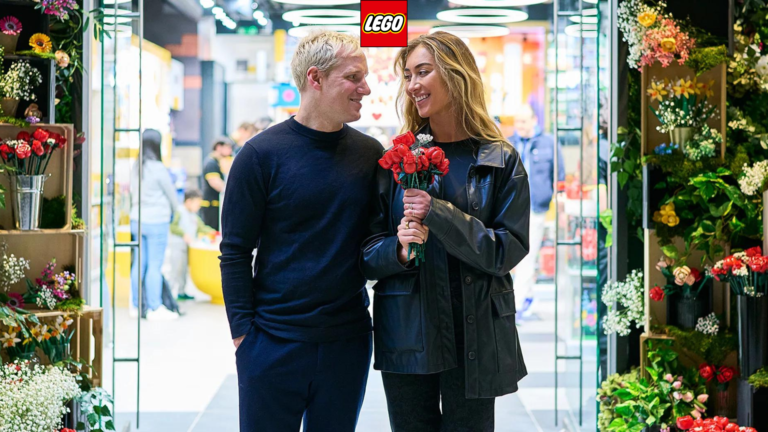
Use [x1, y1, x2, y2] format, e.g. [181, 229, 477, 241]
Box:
[197, 216, 216, 235]
[169, 211, 184, 237]
[219, 144, 266, 339]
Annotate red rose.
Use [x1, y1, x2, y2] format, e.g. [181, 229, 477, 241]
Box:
[32, 140, 44, 156]
[438, 158, 450, 175]
[392, 131, 416, 147]
[716, 366, 735, 384]
[690, 267, 702, 281]
[742, 428, 758, 432]
[723, 424, 739, 432]
[723, 256, 743, 271]
[32, 128, 50, 142]
[395, 145, 410, 158]
[16, 131, 31, 141]
[677, 415, 694, 430]
[699, 363, 715, 382]
[403, 162, 417, 174]
[379, 156, 393, 170]
[15, 143, 31, 159]
[0, 144, 12, 161]
[425, 147, 445, 165]
[650, 286, 665, 302]
[745, 246, 762, 257]
[713, 417, 729, 429]
[418, 155, 429, 171]
[749, 256, 768, 273]
[393, 172, 401, 184]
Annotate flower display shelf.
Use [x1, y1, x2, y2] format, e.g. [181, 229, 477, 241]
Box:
[1, 55, 56, 124]
[0, 1, 51, 54]
[640, 62, 726, 158]
[0, 123, 73, 231]
[737, 378, 768, 431]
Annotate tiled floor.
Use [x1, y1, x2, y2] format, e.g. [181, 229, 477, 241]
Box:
[109, 282, 596, 431]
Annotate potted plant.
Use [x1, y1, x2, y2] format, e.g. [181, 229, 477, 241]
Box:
[647, 76, 718, 149]
[653, 253, 712, 330]
[712, 246, 768, 377]
[0, 60, 43, 119]
[0, 16, 22, 55]
[1, 128, 68, 230]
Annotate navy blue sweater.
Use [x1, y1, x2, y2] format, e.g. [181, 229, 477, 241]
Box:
[219, 117, 383, 342]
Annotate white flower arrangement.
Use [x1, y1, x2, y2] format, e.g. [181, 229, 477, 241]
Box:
[416, 134, 433, 146]
[617, 0, 668, 68]
[695, 312, 719, 336]
[727, 106, 757, 133]
[0, 360, 82, 432]
[0, 60, 43, 101]
[602, 269, 645, 336]
[0, 245, 30, 292]
[738, 160, 768, 196]
[683, 124, 721, 161]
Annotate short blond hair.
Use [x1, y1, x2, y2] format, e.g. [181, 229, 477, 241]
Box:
[291, 30, 363, 91]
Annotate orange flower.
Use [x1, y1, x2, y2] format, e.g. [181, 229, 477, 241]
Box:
[29, 33, 52, 54]
[638, 11, 657, 27]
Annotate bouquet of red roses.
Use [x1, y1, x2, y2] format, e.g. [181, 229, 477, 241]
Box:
[0, 128, 67, 176]
[378, 131, 450, 264]
[711, 246, 768, 297]
[675, 415, 755, 432]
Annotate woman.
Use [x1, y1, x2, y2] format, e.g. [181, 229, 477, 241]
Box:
[130, 129, 179, 321]
[361, 32, 530, 431]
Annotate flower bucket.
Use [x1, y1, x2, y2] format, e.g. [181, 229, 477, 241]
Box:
[737, 295, 768, 376]
[9, 174, 49, 230]
[8, 349, 38, 363]
[0, 97, 20, 118]
[711, 384, 736, 418]
[669, 126, 696, 147]
[0, 33, 19, 54]
[666, 280, 712, 330]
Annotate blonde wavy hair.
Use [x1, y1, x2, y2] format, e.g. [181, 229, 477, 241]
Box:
[291, 30, 363, 91]
[394, 31, 506, 143]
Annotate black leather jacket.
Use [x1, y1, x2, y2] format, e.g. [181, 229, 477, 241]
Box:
[361, 127, 531, 398]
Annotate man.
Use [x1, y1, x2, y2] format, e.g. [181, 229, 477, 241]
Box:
[231, 122, 257, 156]
[200, 137, 233, 230]
[219, 31, 381, 431]
[508, 104, 564, 318]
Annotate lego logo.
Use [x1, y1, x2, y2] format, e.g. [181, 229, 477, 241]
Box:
[362, 13, 405, 34]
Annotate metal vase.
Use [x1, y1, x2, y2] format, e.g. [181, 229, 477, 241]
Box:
[0, 33, 19, 54]
[0, 98, 20, 118]
[737, 295, 768, 377]
[669, 127, 696, 147]
[9, 175, 48, 230]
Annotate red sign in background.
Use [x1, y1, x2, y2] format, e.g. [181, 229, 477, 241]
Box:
[360, 1, 408, 48]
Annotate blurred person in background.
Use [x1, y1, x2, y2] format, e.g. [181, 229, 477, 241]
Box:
[232, 122, 258, 156]
[201, 136, 233, 230]
[508, 104, 564, 319]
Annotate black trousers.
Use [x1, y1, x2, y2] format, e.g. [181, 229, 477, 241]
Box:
[381, 367, 495, 432]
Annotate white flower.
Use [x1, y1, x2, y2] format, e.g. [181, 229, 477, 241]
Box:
[739, 160, 768, 196]
[757, 55, 768, 77]
[695, 312, 719, 335]
[0, 247, 30, 291]
[0, 61, 43, 101]
[602, 269, 645, 336]
[416, 134, 433, 145]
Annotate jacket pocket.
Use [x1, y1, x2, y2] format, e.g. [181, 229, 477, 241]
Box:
[491, 289, 518, 372]
[373, 273, 424, 353]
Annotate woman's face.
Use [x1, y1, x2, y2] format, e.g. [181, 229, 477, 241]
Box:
[404, 45, 450, 120]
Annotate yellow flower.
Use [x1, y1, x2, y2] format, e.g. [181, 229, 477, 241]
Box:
[1, 332, 21, 348]
[647, 81, 668, 102]
[29, 33, 52, 54]
[668, 215, 680, 227]
[638, 11, 657, 27]
[660, 37, 677, 53]
[673, 79, 695, 98]
[653, 211, 662, 222]
[699, 79, 715, 97]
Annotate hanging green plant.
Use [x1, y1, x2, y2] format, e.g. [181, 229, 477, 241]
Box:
[748, 368, 768, 390]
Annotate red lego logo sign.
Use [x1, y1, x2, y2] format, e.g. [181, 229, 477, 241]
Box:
[361, 1, 408, 48]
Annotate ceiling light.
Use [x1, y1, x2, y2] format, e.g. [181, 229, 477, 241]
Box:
[200, 0, 215, 8]
[564, 23, 598, 38]
[288, 24, 360, 38]
[430, 24, 511, 38]
[212, 6, 224, 15]
[253, 10, 264, 19]
[436, 8, 528, 24]
[449, 0, 545, 6]
[274, 0, 359, 4]
[282, 9, 359, 25]
[223, 20, 237, 29]
[569, 15, 598, 23]
[257, 17, 268, 25]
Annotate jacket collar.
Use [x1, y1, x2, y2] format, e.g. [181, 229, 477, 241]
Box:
[415, 123, 505, 169]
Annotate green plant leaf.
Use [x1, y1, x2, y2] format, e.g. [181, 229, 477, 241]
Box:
[100, 404, 112, 417]
[619, 172, 630, 188]
[614, 388, 635, 401]
[88, 413, 98, 426]
[662, 245, 679, 260]
[105, 420, 116, 431]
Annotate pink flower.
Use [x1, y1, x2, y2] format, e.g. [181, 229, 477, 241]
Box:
[0, 16, 22, 36]
[673, 391, 682, 400]
[697, 394, 709, 403]
[639, 18, 695, 68]
[691, 409, 702, 419]
[665, 373, 675, 383]
[683, 392, 693, 402]
[6, 292, 25, 310]
[673, 381, 682, 389]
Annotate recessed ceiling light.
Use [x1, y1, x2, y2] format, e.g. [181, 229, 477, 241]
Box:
[212, 6, 224, 15]
[564, 23, 598, 38]
[449, 0, 545, 6]
[274, 0, 359, 4]
[282, 9, 360, 25]
[257, 17, 268, 25]
[253, 10, 264, 20]
[430, 24, 511, 38]
[436, 8, 528, 24]
[288, 25, 360, 38]
[200, 0, 215, 8]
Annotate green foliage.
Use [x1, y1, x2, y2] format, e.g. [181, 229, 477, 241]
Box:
[597, 368, 641, 432]
[611, 126, 643, 240]
[0, 116, 31, 127]
[657, 325, 738, 365]
[685, 46, 728, 76]
[12, 50, 56, 60]
[748, 368, 768, 390]
[40, 196, 68, 229]
[76, 388, 116, 431]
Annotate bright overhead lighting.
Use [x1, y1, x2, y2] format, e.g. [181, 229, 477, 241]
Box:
[569, 15, 598, 23]
[436, 8, 528, 24]
[430, 24, 511, 38]
[274, 0, 359, 4]
[564, 23, 598, 38]
[288, 24, 360, 38]
[449, 0, 545, 5]
[212, 6, 224, 15]
[200, 0, 215, 8]
[223, 20, 237, 29]
[257, 17, 268, 25]
[282, 9, 360, 25]
[253, 10, 264, 19]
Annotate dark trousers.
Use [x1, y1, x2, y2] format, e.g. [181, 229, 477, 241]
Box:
[236, 324, 372, 432]
[200, 205, 219, 231]
[381, 368, 495, 432]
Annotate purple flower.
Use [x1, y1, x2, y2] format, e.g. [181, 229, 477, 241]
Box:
[26, 116, 40, 124]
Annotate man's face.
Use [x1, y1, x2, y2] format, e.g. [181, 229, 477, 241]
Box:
[514, 111, 537, 139]
[319, 54, 371, 124]
[217, 144, 233, 157]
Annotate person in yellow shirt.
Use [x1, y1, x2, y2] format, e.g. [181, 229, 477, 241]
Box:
[200, 137, 233, 230]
